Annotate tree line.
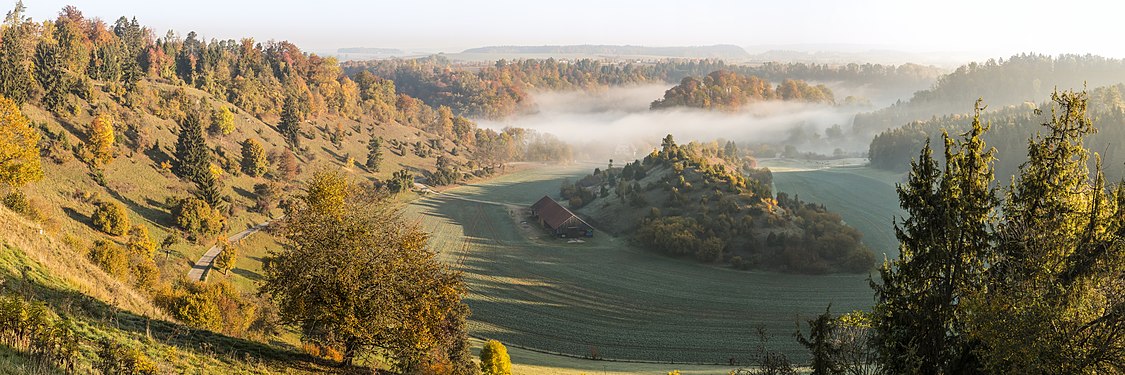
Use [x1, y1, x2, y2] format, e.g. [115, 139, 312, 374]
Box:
[650, 70, 835, 111]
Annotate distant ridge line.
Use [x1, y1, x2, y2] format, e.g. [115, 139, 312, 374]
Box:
[461, 44, 751, 59]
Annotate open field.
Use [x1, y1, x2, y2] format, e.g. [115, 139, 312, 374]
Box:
[405, 164, 876, 366]
[768, 163, 905, 258]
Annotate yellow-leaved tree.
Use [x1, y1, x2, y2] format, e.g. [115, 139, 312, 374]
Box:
[0, 95, 42, 187]
[88, 113, 115, 165]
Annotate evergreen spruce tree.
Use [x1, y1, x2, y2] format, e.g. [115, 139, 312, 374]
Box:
[366, 137, 383, 171]
[872, 100, 997, 374]
[33, 41, 68, 113]
[0, 2, 34, 105]
[173, 111, 210, 183]
[195, 168, 225, 211]
[278, 96, 301, 148]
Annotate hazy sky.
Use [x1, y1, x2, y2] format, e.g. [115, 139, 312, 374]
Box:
[18, 0, 1125, 57]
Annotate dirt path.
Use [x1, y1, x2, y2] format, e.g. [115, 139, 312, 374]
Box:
[186, 219, 276, 282]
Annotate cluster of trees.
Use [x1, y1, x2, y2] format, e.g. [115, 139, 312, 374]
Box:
[651, 70, 835, 111]
[570, 135, 873, 273]
[854, 53, 1125, 137]
[869, 83, 1125, 180]
[344, 57, 941, 120]
[864, 91, 1125, 373]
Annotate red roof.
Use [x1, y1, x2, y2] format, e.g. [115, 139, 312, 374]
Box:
[531, 196, 591, 230]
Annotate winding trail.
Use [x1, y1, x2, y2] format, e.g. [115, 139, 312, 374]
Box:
[186, 219, 276, 282]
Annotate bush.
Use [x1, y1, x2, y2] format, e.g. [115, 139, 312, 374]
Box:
[172, 197, 226, 239]
[1, 190, 40, 220]
[91, 200, 130, 236]
[95, 340, 158, 375]
[89, 240, 129, 278]
[0, 294, 80, 371]
[479, 340, 511, 375]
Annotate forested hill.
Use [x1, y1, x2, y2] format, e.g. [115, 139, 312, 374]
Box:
[342, 57, 943, 119]
[853, 54, 1125, 137]
[0, 3, 568, 372]
[868, 84, 1125, 181]
[462, 44, 752, 59]
[566, 136, 874, 274]
[649, 70, 835, 110]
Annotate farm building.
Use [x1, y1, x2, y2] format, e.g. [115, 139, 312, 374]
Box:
[530, 196, 594, 238]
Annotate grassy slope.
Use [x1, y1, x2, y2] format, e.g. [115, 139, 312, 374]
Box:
[0, 207, 335, 374]
[769, 165, 905, 258]
[2, 78, 473, 371]
[404, 164, 869, 370]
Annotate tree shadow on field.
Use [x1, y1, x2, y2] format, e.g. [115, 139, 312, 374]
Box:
[233, 186, 255, 201]
[232, 267, 263, 281]
[105, 186, 172, 228]
[61, 206, 90, 229]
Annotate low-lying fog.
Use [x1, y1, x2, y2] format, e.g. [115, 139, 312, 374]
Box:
[477, 84, 882, 160]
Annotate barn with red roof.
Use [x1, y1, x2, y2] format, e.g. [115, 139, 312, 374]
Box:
[530, 196, 594, 238]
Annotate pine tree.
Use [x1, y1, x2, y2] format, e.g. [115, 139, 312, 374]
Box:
[278, 96, 301, 148]
[33, 41, 68, 113]
[872, 100, 997, 374]
[0, 2, 34, 105]
[366, 137, 383, 171]
[173, 111, 211, 183]
[240, 138, 268, 177]
[0, 95, 41, 187]
[195, 168, 225, 211]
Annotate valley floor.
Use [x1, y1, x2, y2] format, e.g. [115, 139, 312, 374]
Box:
[402, 162, 901, 373]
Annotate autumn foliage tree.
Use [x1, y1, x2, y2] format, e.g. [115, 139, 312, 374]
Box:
[87, 113, 115, 165]
[260, 169, 472, 371]
[479, 340, 511, 375]
[0, 95, 42, 187]
[240, 138, 268, 177]
[91, 200, 130, 236]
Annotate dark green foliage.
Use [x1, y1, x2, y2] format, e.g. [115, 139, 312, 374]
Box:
[871, 101, 999, 374]
[33, 40, 69, 113]
[796, 307, 843, 375]
[278, 96, 301, 148]
[365, 137, 383, 171]
[388, 169, 414, 194]
[0, 3, 35, 105]
[429, 155, 460, 186]
[194, 168, 225, 210]
[173, 111, 211, 183]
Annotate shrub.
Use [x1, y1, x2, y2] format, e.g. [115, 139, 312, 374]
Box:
[172, 197, 225, 239]
[95, 340, 158, 375]
[1, 190, 40, 220]
[91, 200, 130, 236]
[88, 240, 129, 279]
[479, 340, 511, 375]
